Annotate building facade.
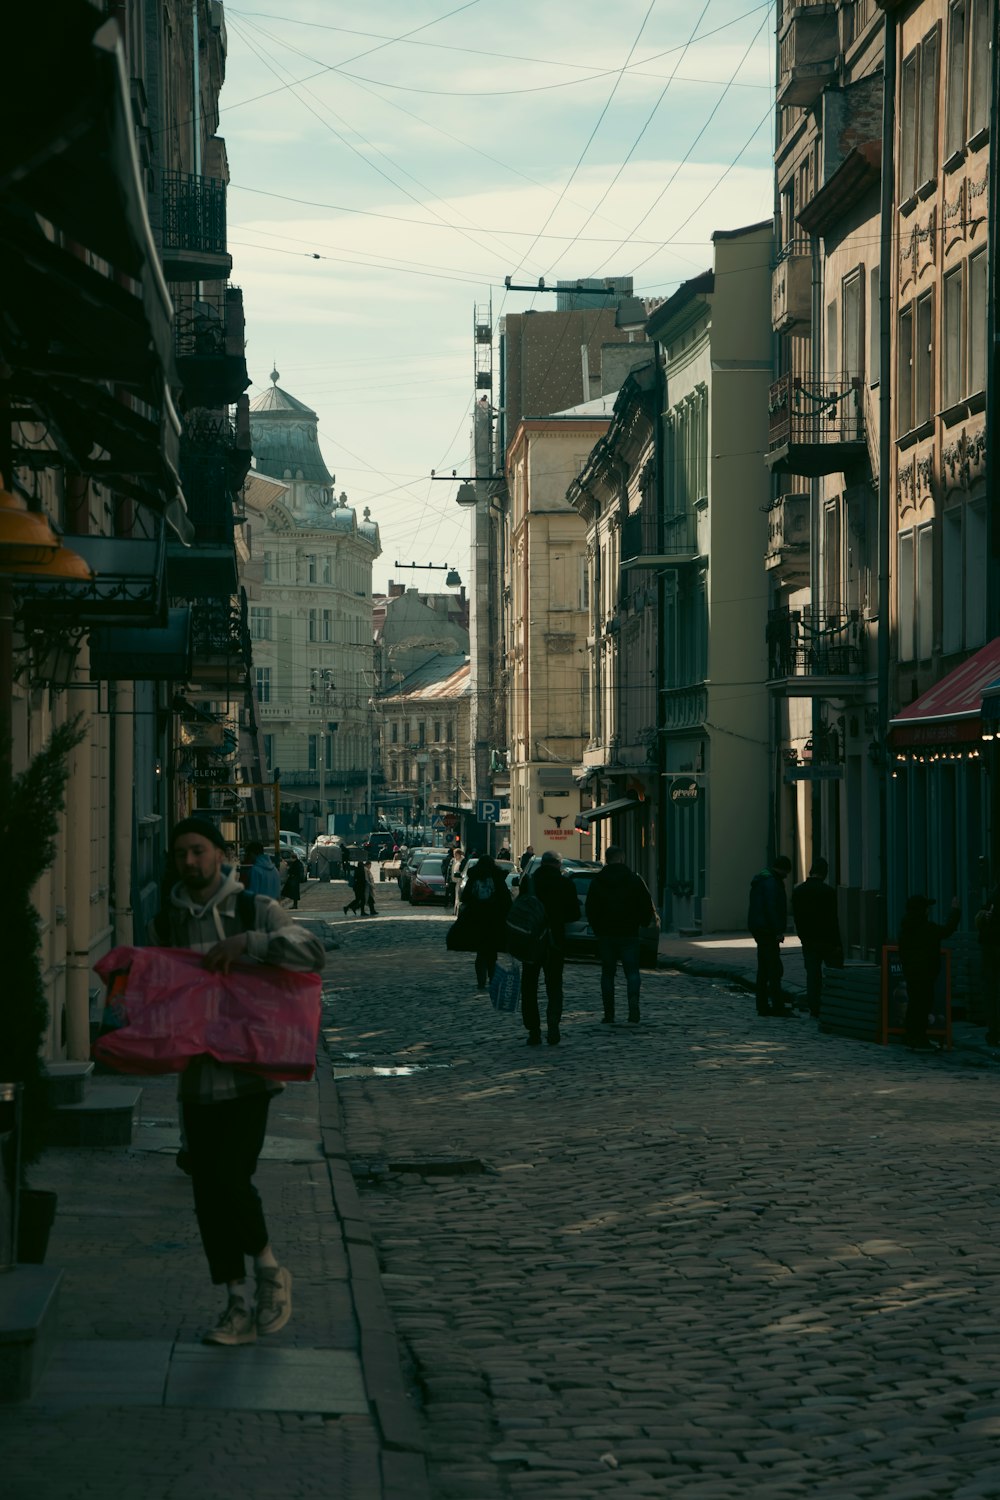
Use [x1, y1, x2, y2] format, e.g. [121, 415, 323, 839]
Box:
[247, 374, 381, 836]
[376, 656, 471, 840]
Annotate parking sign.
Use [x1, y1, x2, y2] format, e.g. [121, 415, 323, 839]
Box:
[477, 799, 500, 823]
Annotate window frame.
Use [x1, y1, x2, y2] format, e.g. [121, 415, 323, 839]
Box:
[941, 264, 965, 408]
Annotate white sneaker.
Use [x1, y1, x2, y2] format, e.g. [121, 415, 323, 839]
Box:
[255, 1265, 292, 1335]
[203, 1296, 257, 1346]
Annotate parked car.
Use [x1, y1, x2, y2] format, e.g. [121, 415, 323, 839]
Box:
[409, 856, 449, 906]
[398, 847, 438, 900]
[278, 833, 307, 862]
[519, 857, 660, 969]
[363, 830, 396, 862]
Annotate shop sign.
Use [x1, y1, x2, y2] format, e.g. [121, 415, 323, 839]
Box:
[669, 777, 700, 804]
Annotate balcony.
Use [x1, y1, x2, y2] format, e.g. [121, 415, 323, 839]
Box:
[766, 373, 867, 477]
[767, 606, 867, 695]
[172, 285, 250, 407]
[621, 508, 700, 569]
[771, 240, 812, 332]
[765, 492, 810, 586]
[661, 684, 708, 731]
[160, 171, 233, 283]
[777, 0, 838, 107]
[168, 448, 238, 598]
[188, 592, 252, 691]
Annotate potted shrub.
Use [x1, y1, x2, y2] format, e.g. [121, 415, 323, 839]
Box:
[0, 715, 85, 1261]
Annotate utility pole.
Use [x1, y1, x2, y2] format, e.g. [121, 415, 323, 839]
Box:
[318, 731, 326, 837]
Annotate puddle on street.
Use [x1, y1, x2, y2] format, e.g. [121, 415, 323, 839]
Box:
[333, 1062, 452, 1079]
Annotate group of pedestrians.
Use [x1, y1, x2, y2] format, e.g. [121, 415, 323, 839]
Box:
[450, 845, 656, 1046]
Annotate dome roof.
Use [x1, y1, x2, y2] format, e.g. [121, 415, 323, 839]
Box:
[248, 367, 333, 486]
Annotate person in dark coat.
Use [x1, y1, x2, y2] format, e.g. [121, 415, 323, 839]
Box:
[519, 852, 581, 1046]
[747, 855, 793, 1018]
[281, 854, 305, 909]
[898, 894, 960, 1048]
[459, 854, 512, 989]
[585, 846, 656, 1024]
[791, 856, 842, 1017]
[344, 860, 368, 916]
[975, 884, 1000, 1046]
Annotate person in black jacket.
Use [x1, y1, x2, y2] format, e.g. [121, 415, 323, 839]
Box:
[585, 846, 656, 1024]
[791, 857, 842, 1017]
[747, 855, 793, 1018]
[459, 854, 512, 989]
[898, 894, 960, 1048]
[520, 852, 581, 1047]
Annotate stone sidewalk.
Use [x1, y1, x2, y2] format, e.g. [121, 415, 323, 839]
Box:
[0, 944, 430, 1500]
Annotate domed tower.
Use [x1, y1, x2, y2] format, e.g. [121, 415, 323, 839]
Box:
[249, 367, 335, 521]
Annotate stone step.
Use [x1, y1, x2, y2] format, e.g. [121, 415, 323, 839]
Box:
[44, 1061, 94, 1107]
[49, 1085, 142, 1149]
[0, 1266, 63, 1401]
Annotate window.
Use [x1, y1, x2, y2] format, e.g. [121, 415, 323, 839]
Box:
[433, 721, 441, 742]
[869, 266, 881, 383]
[965, 497, 987, 647]
[432, 759, 441, 783]
[842, 270, 863, 381]
[390, 722, 398, 745]
[942, 508, 963, 653]
[968, 0, 990, 135]
[917, 30, 939, 186]
[418, 722, 426, 746]
[898, 305, 914, 435]
[307, 555, 317, 583]
[945, 0, 967, 159]
[969, 250, 988, 392]
[308, 609, 318, 643]
[263, 734, 274, 767]
[579, 557, 590, 612]
[826, 299, 839, 377]
[323, 556, 332, 585]
[249, 605, 272, 641]
[915, 292, 933, 424]
[263, 550, 276, 582]
[255, 666, 271, 704]
[897, 530, 915, 660]
[322, 609, 333, 643]
[823, 501, 842, 614]
[447, 722, 454, 743]
[308, 735, 317, 772]
[942, 267, 964, 407]
[917, 524, 934, 658]
[900, 31, 941, 199]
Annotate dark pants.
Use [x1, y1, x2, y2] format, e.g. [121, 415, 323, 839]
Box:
[521, 951, 565, 1038]
[802, 942, 824, 1016]
[475, 948, 498, 987]
[753, 932, 784, 1013]
[904, 973, 935, 1042]
[597, 935, 641, 1020]
[183, 1093, 271, 1285]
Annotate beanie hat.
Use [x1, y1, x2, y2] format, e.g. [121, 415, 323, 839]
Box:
[170, 817, 227, 851]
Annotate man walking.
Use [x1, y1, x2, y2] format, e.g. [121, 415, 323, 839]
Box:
[519, 852, 580, 1046]
[791, 856, 842, 1017]
[898, 894, 960, 1048]
[519, 844, 535, 873]
[585, 846, 656, 1025]
[748, 855, 793, 1017]
[159, 818, 325, 1346]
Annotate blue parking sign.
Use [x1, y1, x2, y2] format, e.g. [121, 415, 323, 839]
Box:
[477, 799, 500, 823]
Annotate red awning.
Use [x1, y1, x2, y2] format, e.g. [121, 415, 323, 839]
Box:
[888, 638, 1000, 747]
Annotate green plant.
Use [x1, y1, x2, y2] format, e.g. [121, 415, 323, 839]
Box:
[0, 714, 86, 1165]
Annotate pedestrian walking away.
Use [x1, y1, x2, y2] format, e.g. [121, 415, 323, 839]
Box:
[519, 844, 535, 872]
[281, 852, 306, 909]
[518, 852, 580, 1046]
[791, 856, 843, 1017]
[156, 818, 325, 1346]
[585, 845, 656, 1024]
[459, 853, 512, 989]
[344, 859, 368, 915]
[747, 855, 793, 1017]
[244, 840, 281, 899]
[898, 893, 960, 1049]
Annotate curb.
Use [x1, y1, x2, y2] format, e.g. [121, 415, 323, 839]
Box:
[316, 1050, 432, 1500]
[662, 954, 808, 1001]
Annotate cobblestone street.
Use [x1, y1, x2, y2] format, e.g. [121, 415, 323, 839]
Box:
[321, 875, 1000, 1500]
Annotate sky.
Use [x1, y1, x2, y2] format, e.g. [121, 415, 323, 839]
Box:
[220, 0, 777, 594]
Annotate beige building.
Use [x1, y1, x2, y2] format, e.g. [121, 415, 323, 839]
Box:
[376, 656, 471, 837]
[506, 406, 613, 862]
[246, 374, 381, 835]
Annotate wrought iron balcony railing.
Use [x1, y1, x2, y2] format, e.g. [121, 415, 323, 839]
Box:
[767, 606, 867, 681]
[160, 171, 231, 282]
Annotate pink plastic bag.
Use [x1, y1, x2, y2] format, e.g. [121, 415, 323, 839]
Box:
[93, 946, 322, 1081]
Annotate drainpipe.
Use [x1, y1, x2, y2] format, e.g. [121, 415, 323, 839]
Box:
[64, 696, 93, 1060]
[877, 10, 897, 947]
[112, 681, 134, 946]
[810, 229, 824, 858]
[654, 339, 668, 921]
